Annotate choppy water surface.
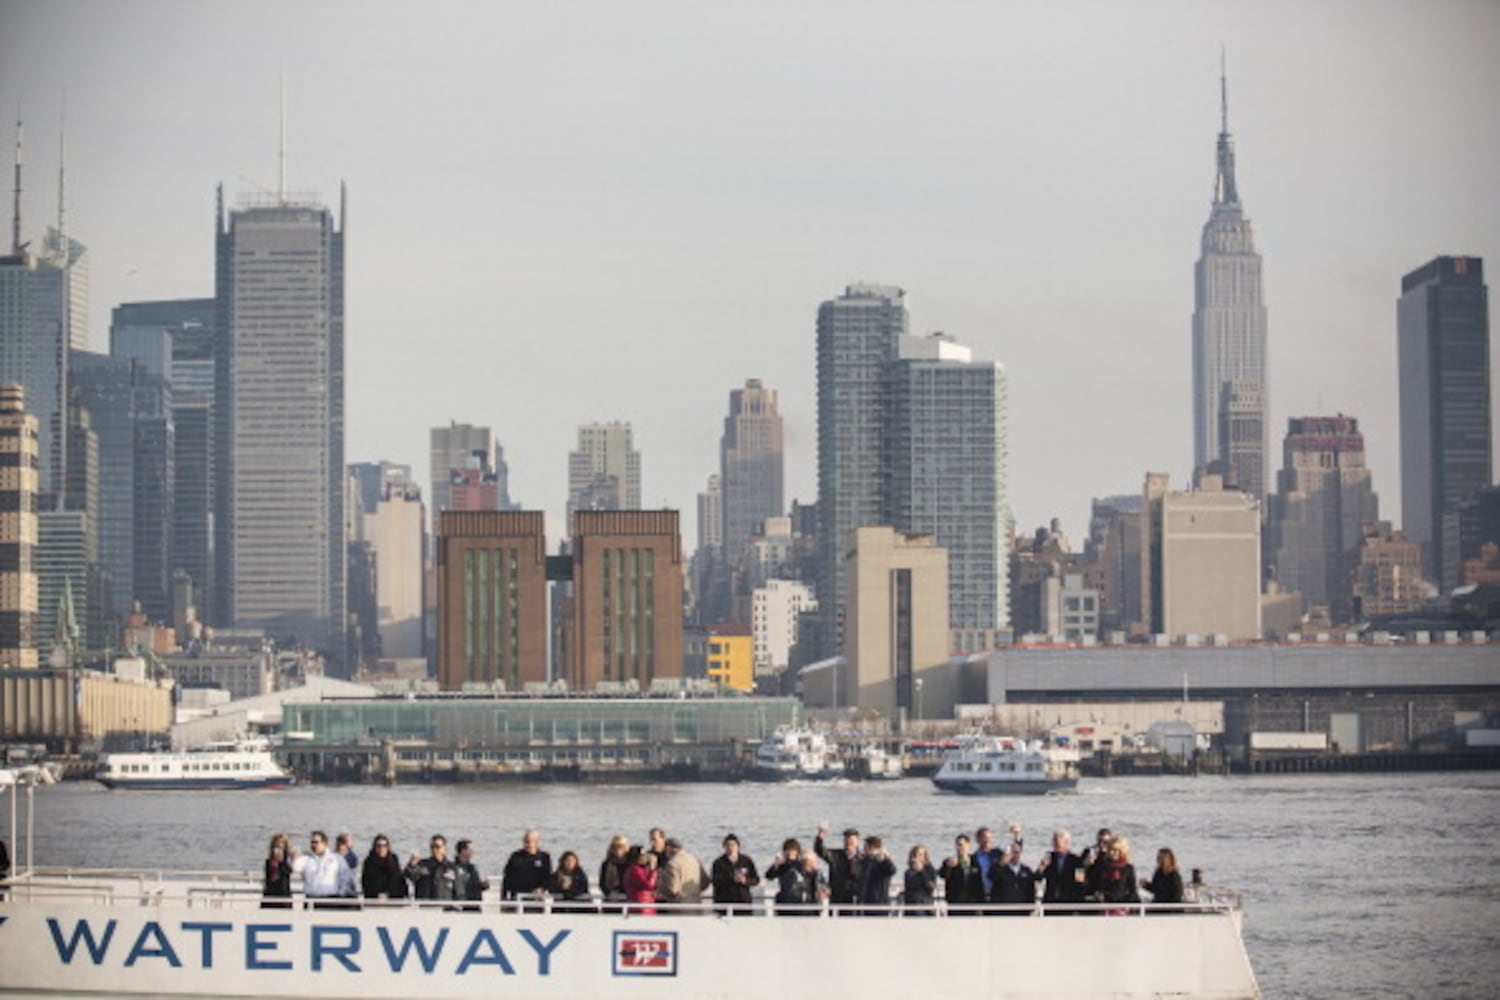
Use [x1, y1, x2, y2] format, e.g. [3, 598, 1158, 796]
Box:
[25, 771, 1500, 999]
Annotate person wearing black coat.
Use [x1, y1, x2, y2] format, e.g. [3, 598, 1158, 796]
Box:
[814, 826, 862, 907]
[710, 834, 760, 916]
[992, 842, 1038, 914]
[262, 832, 293, 909]
[939, 835, 985, 914]
[902, 845, 937, 916]
[856, 836, 898, 915]
[1144, 847, 1184, 911]
[1037, 829, 1088, 913]
[765, 838, 822, 915]
[361, 834, 409, 901]
[500, 829, 553, 906]
[550, 851, 595, 912]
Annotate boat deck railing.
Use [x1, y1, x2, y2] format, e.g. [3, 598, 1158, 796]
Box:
[2, 867, 1242, 917]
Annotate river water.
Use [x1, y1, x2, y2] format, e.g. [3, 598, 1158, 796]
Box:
[20, 770, 1500, 999]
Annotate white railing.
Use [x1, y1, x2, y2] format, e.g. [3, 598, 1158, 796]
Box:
[3, 868, 1241, 918]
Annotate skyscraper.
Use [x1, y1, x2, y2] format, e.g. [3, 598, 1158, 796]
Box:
[1191, 66, 1268, 500]
[1397, 256, 1492, 592]
[70, 350, 173, 623]
[886, 332, 1011, 633]
[720, 379, 783, 563]
[566, 421, 641, 524]
[214, 184, 346, 666]
[429, 421, 514, 537]
[0, 385, 39, 669]
[815, 284, 907, 658]
[1266, 416, 1380, 624]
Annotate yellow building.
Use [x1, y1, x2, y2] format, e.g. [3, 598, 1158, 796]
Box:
[706, 631, 754, 692]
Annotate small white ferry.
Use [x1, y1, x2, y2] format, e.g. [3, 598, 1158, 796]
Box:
[932, 736, 1081, 795]
[752, 726, 844, 780]
[96, 739, 296, 790]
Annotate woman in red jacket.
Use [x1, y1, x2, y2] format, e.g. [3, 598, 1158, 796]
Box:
[622, 845, 659, 915]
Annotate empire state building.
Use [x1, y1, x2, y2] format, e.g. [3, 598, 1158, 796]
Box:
[1191, 68, 1268, 500]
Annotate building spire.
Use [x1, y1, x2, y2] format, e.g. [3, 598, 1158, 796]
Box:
[56, 91, 67, 263]
[278, 72, 287, 205]
[10, 105, 21, 255]
[1214, 49, 1239, 206]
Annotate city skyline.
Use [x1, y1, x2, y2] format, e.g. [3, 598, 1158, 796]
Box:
[2, 1, 1497, 546]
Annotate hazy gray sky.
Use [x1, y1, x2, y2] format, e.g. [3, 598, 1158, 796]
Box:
[3, 0, 1497, 546]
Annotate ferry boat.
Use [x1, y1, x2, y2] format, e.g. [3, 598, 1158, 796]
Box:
[0, 768, 1260, 999]
[751, 727, 844, 780]
[0, 872, 1260, 999]
[931, 736, 1081, 795]
[96, 738, 296, 790]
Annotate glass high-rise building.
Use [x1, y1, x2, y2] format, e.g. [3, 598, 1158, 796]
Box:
[886, 333, 1011, 632]
[1397, 256, 1491, 591]
[214, 185, 346, 668]
[1191, 71, 1268, 500]
[814, 284, 907, 659]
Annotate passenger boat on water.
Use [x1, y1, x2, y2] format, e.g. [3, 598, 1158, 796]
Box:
[931, 736, 1081, 795]
[750, 726, 844, 780]
[96, 738, 295, 790]
[0, 768, 1260, 999]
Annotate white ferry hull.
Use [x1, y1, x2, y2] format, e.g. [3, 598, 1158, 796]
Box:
[96, 776, 296, 791]
[0, 893, 1259, 999]
[931, 776, 1079, 795]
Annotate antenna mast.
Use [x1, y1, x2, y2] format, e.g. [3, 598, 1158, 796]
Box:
[10, 107, 21, 255]
[1219, 47, 1228, 135]
[56, 92, 66, 262]
[278, 73, 287, 204]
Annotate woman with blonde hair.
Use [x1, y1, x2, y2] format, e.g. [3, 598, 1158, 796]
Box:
[1094, 834, 1139, 915]
[598, 834, 630, 912]
[1144, 846, 1184, 909]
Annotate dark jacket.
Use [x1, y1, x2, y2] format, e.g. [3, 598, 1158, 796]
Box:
[940, 856, 984, 909]
[405, 855, 459, 901]
[1096, 860, 1140, 907]
[361, 851, 409, 899]
[813, 835, 861, 905]
[765, 857, 820, 909]
[1145, 869, 1184, 905]
[262, 855, 293, 905]
[711, 853, 760, 906]
[857, 852, 898, 907]
[455, 860, 488, 902]
[903, 864, 937, 910]
[550, 867, 593, 908]
[993, 862, 1038, 907]
[501, 849, 553, 900]
[1038, 850, 1088, 905]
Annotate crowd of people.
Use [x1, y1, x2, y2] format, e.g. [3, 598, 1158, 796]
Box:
[261, 822, 1192, 916]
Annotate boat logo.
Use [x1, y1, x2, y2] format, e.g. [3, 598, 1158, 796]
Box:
[611, 931, 677, 977]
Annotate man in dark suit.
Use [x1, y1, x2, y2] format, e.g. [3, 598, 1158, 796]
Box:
[992, 841, 1038, 914]
[1036, 828, 1087, 913]
[940, 834, 985, 915]
[814, 826, 862, 912]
